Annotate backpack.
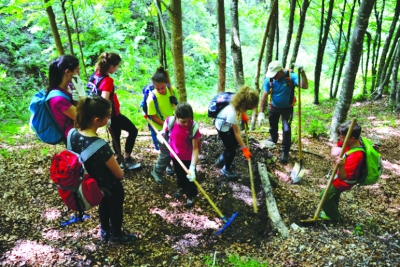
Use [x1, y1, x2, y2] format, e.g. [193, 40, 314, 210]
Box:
[344, 137, 383, 185]
[29, 89, 71, 145]
[269, 69, 296, 107]
[166, 116, 201, 150]
[50, 129, 107, 213]
[207, 92, 234, 118]
[87, 73, 106, 97]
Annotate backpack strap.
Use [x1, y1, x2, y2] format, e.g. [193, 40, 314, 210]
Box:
[190, 122, 199, 139]
[166, 116, 199, 139]
[149, 89, 164, 121]
[67, 128, 107, 162]
[46, 89, 70, 102]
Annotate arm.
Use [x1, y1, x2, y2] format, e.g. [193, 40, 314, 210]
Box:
[259, 91, 269, 113]
[105, 155, 124, 179]
[336, 157, 347, 180]
[101, 91, 111, 100]
[232, 124, 246, 148]
[62, 105, 77, 120]
[150, 114, 164, 127]
[190, 138, 199, 166]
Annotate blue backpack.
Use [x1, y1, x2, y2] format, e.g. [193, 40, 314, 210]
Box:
[29, 89, 71, 145]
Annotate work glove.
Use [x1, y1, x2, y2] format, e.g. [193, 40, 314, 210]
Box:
[257, 112, 267, 127]
[294, 62, 304, 71]
[169, 96, 178, 105]
[156, 131, 165, 144]
[106, 119, 111, 128]
[186, 164, 196, 182]
[71, 90, 81, 102]
[72, 75, 86, 97]
[241, 112, 249, 124]
[242, 146, 252, 160]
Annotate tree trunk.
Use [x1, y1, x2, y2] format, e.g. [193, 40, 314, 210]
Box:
[265, 0, 277, 68]
[61, 0, 74, 56]
[390, 42, 400, 106]
[217, 0, 226, 93]
[314, 0, 334, 105]
[169, 0, 186, 101]
[375, 0, 399, 99]
[44, 0, 64, 56]
[330, 0, 376, 141]
[289, 0, 311, 69]
[258, 162, 288, 239]
[370, 2, 385, 96]
[362, 31, 372, 94]
[71, 2, 88, 80]
[230, 0, 244, 90]
[281, 0, 296, 67]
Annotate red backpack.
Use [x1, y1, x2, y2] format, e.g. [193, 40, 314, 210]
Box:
[50, 129, 106, 212]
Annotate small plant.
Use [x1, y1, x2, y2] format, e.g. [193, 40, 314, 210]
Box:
[352, 224, 364, 235]
[20, 149, 29, 156]
[228, 254, 268, 267]
[41, 148, 49, 157]
[203, 255, 219, 267]
[0, 149, 9, 159]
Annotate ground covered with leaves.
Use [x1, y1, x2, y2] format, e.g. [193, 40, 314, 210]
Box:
[1, 101, 399, 266]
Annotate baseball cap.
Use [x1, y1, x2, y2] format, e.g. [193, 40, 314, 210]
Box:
[265, 60, 283, 78]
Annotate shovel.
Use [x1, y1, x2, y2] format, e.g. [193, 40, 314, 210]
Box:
[244, 122, 258, 213]
[301, 119, 356, 223]
[290, 68, 306, 183]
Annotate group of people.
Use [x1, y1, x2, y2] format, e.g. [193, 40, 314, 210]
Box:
[46, 53, 362, 244]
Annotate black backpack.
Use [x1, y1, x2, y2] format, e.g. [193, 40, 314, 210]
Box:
[207, 92, 234, 118]
[87, 73, 116, 116]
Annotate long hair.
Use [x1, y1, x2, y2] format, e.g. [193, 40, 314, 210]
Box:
[75, 95, 111, 130]
[151, 66, 169, 84]
[48, 55, 79, 92]
[231, 85, 259, 120]
[95, 52, 121, 75]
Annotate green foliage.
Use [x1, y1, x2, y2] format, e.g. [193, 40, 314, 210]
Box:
[40, 148, 49, 157]
[0, 148, 9, 159]
[203, 254, 268, 267]
[352, 224, 364, 235]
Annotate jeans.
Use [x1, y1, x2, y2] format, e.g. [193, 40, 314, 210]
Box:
[99, 180, 124, 236]
[217, 127, 238, 169]
[268, 105, 293, 153]
[110, 114, 138, 155]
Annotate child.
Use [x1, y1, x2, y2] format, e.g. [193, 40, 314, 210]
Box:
[214, 85, 259, 180]
[71, 95, 136, 244]
[147, 66, 178, 184]
[93, 52, 140, 170]
[47, 55, 81, 141]
[162, 103, 200, 208]
[319, 120, 365, 221]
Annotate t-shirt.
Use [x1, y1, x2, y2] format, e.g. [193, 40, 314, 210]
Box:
[214, 104, 237, 132]
[166, 117, 201, 161]
[48, 88, 74, 138]
[332, 140, 365, 191]
[263, 70, 299, 108]
[69, 129, 117, 191]
[95, 72, 121, 116]
[146, 86, 176, 130]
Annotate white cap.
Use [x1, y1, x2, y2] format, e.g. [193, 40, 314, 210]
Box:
[265, 60, 283, 78]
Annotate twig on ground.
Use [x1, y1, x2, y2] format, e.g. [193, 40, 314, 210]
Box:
[169, 259, 175, 267]
[365, 249, 374, 266]
[290, 149, 324, 158]
[213, 251, 217, 266]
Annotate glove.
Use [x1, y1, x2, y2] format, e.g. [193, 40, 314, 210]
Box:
[71, 90, 80, 102]
[72, 75, 86, 97]
[169, 96, 178, 105]
[241, 112, 249, 124]
[294, 62, 304, 71]
[186, 164, 196, 182]
[257, 112, 267, 127]
[106, 119, 111, 128]
[242, 146, 252, 160]
[156, 131, 165, 144]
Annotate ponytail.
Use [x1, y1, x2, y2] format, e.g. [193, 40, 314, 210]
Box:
[95, 52, 122, 75]
[76, 95, 111, 130]
[151, 66, 169, 84]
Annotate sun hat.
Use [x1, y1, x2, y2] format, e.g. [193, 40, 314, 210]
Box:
[265, 60, 283, 78]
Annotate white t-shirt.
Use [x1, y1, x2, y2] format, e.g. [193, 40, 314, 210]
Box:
[214, 104, 237, 132]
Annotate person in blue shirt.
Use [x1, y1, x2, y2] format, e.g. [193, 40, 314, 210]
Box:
[257, 60, 308, 164]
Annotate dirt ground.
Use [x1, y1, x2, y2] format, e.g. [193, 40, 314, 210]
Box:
[0, 103, 399, 266]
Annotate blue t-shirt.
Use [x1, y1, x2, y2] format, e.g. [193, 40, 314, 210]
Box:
[263, 70, 298, 108]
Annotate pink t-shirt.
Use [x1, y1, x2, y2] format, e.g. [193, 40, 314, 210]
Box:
[48, 89, 74, 138]
[166, 117, 201, 161]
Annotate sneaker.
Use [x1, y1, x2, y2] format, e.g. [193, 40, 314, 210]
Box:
[166, 165, 174, 176]
[279, 152, 289, 164]
[124, 157, 142, 170]
[267, 137, 277, 144]
[215, 154, 225, 169]
[221, 166, 238, 180]
[318, 211, 332, 221]
[186, 197, 195, 208]
[173, 188, 184, 198]
[151, 170, 165, 185]
[109, 231, 136, 245]
[100, 229, 110, 242]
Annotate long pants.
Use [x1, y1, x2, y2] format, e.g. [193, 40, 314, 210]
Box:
[217, 128, 238, 169]
[172, 158, 198, 199]
[153, 140, 171, 174]
[99, 180, 124, 236]
[110, 114, 138, 155]
[319, 185, 343, 221]
[268, 105, 293, 153]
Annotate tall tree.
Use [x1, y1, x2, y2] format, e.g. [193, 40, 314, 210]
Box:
[44, 0, 64, 55]
[265, 0, 278, 67]
[217, 0, 226, 93]
[370, 2, 385, 95]
[330, 0, 376, 141]
[390, 42, 400, 107]
[169, 0, 186, 101]
[230, 0, 244, 90]
[281, 0, 296, 67]
[61, 0, 74, 56]
[313, 0, 334, 104]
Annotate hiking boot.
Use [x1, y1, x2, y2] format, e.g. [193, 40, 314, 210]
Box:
[100, 229, 110, 242]
[318, 211, 332, 221]
[151, 170, 165, 185]
[279, 152, 289, 164]
[173, 188, 184, 198]
[221, 166, 238, 180]
[124, 157, 142, 170]
[109, 231, 136, 245]
[166, 165, 174, 176]
[215, 154, 225, 169]
[267, 137, 277, 144]
[186, 197, 196, 208]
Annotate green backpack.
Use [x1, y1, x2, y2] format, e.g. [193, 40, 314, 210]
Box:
[345, 137, 383, 185]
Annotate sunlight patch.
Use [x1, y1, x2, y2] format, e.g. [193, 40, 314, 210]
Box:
[274, 169, 291, 182]
[171, 233, 202, 254]
[41, 208, 61, 221]
[228, 182, 261, 206]
[382, 160, 400, 176]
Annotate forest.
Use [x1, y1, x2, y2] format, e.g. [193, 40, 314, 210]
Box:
[0, 0, 399, 266]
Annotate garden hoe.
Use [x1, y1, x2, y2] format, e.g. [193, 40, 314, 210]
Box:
[244, 122, 258, 213]
[290, 67, 306, 183]
[301, 119, 356, 223]
[142, 112, 238, 235]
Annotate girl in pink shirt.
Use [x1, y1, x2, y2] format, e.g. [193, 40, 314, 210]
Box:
[164, 103, 200, 208]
